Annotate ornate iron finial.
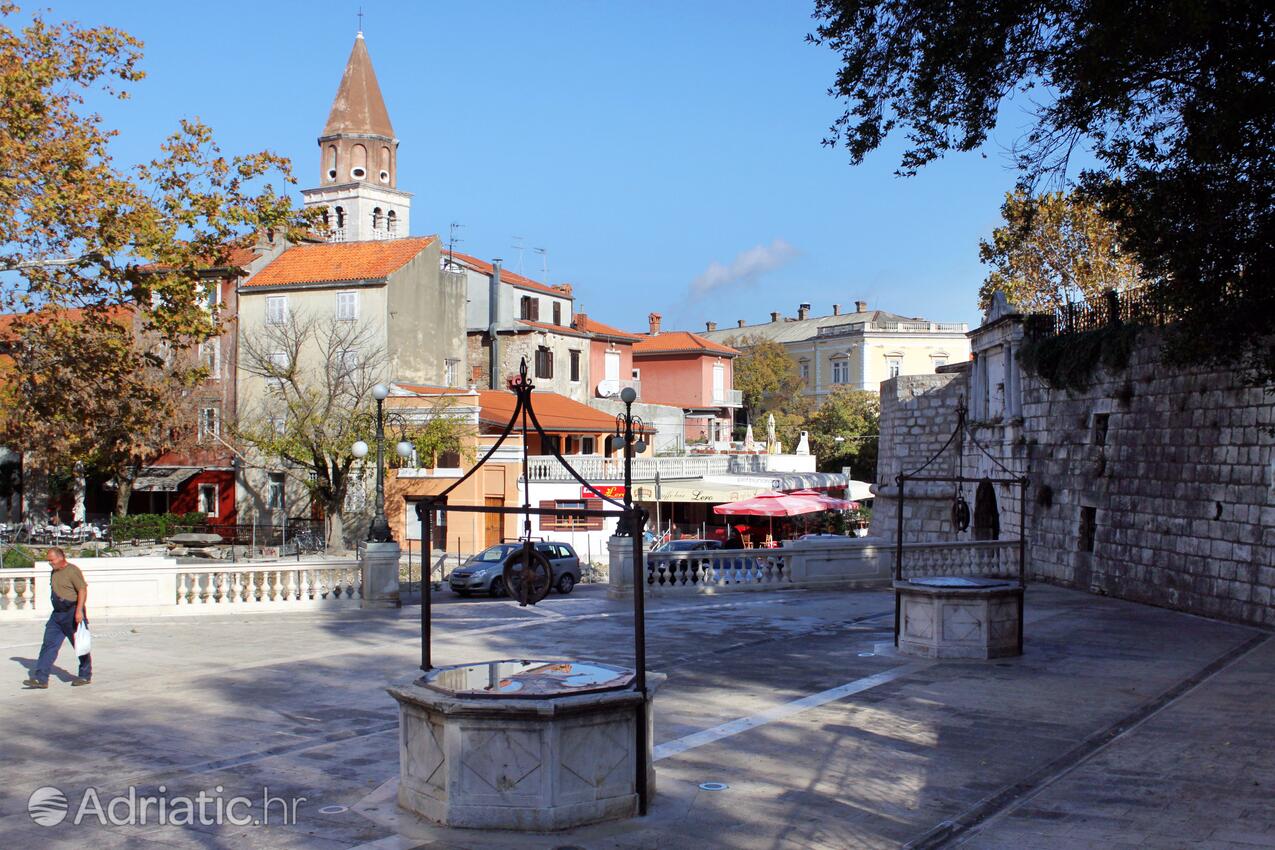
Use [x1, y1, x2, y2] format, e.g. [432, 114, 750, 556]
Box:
[509, 357, 534, 394]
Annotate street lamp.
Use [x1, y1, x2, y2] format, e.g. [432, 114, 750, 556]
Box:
[614, 386, 647, 537]
[354, 383, 413, 543]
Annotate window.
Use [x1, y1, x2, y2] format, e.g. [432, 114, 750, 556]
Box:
[336, 291, 359, 321]
[445, 358, 459, 388]
[386, 210, 397, 234]
[267, 472, 286, 510]
[604, 350, 620, 382]
[1093, 413, 1110, 447]
[538, 499, 603, 531]
[335, 206, 345, 228]
[198, 406, 220, 441]
[269, 415, 287, 436]
[831, 358, 849, 384]
[199, 339, 220, 378]
[535, 346, 554, 379]
[569, 349, 581, 382]
[200, 281, 220, 312]
[712, 363, 725, 402]
[1079, 506, 1097, 552]
[269, 351, 290, 373]
[799, 359, 810, 382]
[932, 355, 948, 368]
[371, 207, 383, 230]
[337, 348, 360, 374]
[552, 302, 562, 325]
[887, 358, 902, 379]
[198, 484, 219, 517]
[266, 296, 288, 325]
[581, 436, 595, 454]
[520, 295, 540, 321]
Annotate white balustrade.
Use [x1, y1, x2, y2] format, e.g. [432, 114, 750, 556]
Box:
[0, 568, 46, 618]
[171, 563, 363, 609]
[645, 549, 794, 591]
[896, 540, 1019, 579]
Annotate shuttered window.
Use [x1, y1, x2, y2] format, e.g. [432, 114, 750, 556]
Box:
[538, 499, 603, 531]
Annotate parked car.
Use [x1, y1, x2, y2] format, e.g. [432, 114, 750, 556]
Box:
[646, 538, 724, 577]
[448, 541, 581, 597]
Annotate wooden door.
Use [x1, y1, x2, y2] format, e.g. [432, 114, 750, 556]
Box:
[484, 497, 503, 548]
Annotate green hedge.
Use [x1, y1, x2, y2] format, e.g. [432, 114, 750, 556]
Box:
[110, 511, 207, 542]
[2, 545, 35, 569]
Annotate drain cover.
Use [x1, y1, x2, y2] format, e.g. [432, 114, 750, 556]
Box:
[698, 782, 729, 791]
[318, 805, 348, 815]
[858, 651, 875, 657]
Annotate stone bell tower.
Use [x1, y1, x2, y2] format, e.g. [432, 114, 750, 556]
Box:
[301, 31, 412, 242]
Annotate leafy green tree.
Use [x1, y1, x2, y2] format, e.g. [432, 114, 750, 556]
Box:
[810, 0, 1274, 382]
[0, 5, 316, 505]
[978, 189, 1142, 313]
[730, 336, 810, 424]
[804, 388, 879, 478]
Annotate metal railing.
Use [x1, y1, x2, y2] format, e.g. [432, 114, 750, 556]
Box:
[818, 320, 968, 338]
[1029, 286, 1169, 338]
[712, 388, 744, 406]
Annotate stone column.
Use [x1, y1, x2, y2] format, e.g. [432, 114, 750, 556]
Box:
[361, 540, 401, 608]
[607, 534, 637, 599]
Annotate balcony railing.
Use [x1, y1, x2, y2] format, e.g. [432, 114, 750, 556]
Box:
[523, 452, 777, 482]
[712, 388, 743, 407]
[329, 227, 347, 243]
[817, 320, 968, 337]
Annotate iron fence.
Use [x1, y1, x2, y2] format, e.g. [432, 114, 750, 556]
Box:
[1029, 287, 1172, 338]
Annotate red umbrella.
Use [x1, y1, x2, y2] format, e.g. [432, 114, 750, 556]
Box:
[786, 489, 859, 511]
[712, 491, 828, 517]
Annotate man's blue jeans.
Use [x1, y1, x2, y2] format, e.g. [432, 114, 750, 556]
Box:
[32, 608, 91, 683]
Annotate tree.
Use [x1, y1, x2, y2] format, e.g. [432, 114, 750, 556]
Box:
[804, 388, 879, 478]
[0, 6, 316, 504]
[978, 189, 1143, 313]
[810, 1, 1275, 382]
[730, 336, 810, 428]
[0, 312, 203, 515]
[236, 313, 385, 552]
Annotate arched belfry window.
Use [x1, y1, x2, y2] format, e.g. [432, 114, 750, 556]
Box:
[372, 207, 383, 230]
[350, 144, 367, 180]
[326, 145, 337, 180]
[386, 210, 397, 235]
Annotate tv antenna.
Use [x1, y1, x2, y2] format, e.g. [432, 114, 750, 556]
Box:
[512, 236, 526, 275]
[447, 222, 465, 268]
[533, 246, 548, 282]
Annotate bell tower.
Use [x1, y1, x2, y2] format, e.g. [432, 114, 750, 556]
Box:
[301, 32, 412, 242]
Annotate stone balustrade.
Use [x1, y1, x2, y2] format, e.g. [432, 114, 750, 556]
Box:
[894, 540, 1020, 579]
[0, 557, 363, 619]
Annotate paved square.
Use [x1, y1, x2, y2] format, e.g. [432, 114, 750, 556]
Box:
[0, 584, 1270, 848]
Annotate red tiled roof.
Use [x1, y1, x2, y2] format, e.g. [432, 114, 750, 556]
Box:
[633, 331, 739, 356]
[517, 319, 589, 338]
[478, 389, 649, 434]
[571, 315, 640, 342]
[244, 237, 436, 288]
[393, 383, 475, 396]
[444, 251, 573, 299]
[0, 304, 135, 337]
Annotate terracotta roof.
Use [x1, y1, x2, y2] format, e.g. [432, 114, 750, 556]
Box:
[571, 314, 640, 342]
[478, 389, 649, 434]
[323, 34, 394, 138]
[517, 320, 589, 338]
[443, 252, 572, 299]
[244, 237, 436, 288]
[633, 331, 739, 357]
[0, 304, 135, 337]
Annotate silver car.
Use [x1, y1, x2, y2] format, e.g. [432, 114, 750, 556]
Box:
[448, 541, 582, 597]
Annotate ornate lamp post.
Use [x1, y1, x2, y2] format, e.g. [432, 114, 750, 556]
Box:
[614, 386, 647, 537]
[352, 384, 414, 543]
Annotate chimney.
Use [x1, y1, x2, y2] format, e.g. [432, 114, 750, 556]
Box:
[489, 260, 503, 390]
[705, 321, 717, 332]
[797, 303, 811, 320]
[770, 311, 781, 323]
[832, 304, 841, 316]
[572, 311, 587, 331]
[855, 300, 868, 313]
[737, 319, 746, 328]
[648, 312, 661, 335]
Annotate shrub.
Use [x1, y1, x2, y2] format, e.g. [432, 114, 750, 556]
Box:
[110, 512, 207, 541]
[2, 545, 35, 569]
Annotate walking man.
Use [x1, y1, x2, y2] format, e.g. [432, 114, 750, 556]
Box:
[24, 546, 91, 688]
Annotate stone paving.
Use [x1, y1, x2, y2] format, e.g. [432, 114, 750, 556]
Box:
[0, 582, 1270, 848]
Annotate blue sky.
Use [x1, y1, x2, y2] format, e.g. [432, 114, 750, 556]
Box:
[37, 1, 1040, 332]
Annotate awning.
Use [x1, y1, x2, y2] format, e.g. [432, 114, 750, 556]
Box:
[130, 467, 201, 492]
[631, 480, 773, 504]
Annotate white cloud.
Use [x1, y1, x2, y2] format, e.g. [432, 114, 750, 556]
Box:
[689, 239, 798, 298]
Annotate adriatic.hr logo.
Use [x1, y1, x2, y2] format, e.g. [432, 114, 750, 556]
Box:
[27, 784, 306, 827]
[28, 786, 69, 826]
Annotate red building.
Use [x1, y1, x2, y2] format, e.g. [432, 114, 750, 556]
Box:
[631, 313, 741, 445]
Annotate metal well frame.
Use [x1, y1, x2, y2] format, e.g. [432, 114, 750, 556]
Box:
[412, 358, 653, 814]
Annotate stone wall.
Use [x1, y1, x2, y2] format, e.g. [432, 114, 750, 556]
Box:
[872, 325, 1275, 627]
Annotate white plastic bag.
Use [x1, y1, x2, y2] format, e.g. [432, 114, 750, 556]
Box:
[74, 622, 91, 657]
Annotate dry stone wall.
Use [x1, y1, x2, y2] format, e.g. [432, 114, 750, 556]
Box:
[872, 328, 1275, 627]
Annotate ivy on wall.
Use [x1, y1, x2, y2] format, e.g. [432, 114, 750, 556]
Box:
[1019, 324, 1142, 392]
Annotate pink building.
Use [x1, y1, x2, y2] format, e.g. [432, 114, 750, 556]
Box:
[631, 313, 741, 445]
[570, 312, 641, 399]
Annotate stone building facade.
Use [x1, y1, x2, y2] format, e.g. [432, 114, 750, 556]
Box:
[872, 305, 1275, 627]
